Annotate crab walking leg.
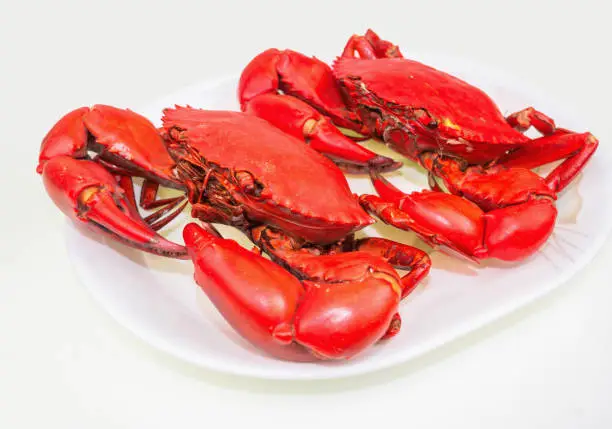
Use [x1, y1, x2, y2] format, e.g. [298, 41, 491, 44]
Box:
[251, 226, 429, 299]
[543, 140, 598, 193]
[238, 49, 401, 172]
[360, 176, 558, 262]
[341, 29, 404, 59]
[354, 237, 431, 298]
[115, 175, 188, 231]
[42, 156, 187, 258]
[421, 155, 557, 211]
[341, 35, 379, 59]
[495, 131, 599, 193]
[497, 106, 600, 192]
[146, 200, 189, 231]
[183, 223, 401, 361]
[139, 180, 185, 210]
[506, 107, 557, 135]
[116, 174, 141, 218]
[137, 179, 188, 231]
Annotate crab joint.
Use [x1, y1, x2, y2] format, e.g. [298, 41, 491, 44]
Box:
[79, 185, 104, 205]
[302, 118, 319, 137]
[235, 170, 263, 197]
[369, 269, 402, 297]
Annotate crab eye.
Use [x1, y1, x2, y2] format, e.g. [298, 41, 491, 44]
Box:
[235, 170, 264, 197]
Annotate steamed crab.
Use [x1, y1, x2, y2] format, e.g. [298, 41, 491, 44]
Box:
[37, 104, 431, 361]
[238, 29, 598, 263]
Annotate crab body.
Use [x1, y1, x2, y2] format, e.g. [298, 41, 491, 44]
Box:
[161, 108, 371, 243]
[238, 29, 598, 262]
[333, 56, 529, 164]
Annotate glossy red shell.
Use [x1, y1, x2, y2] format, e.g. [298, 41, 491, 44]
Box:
[333, 57, 529, 145]
[84, 105, 178, 184]
[162, 107, 372, 242]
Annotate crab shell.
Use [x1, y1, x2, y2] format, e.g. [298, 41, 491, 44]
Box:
[333, 57, 531, 164]
[162, 107, 373, 244]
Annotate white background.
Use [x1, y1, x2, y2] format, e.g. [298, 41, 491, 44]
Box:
[1, 0, 611, 427]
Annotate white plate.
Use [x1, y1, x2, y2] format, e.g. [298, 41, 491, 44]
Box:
[65, 51, 612, 380]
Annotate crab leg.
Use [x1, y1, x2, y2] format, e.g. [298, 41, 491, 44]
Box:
[360, 173, 557, 262]
[497, 131, 599, 194]
[143, 198, 188, 229]
[251, 226, 430, 298]
[543, 140, 598, 193]
[341, 29, 404, 59]
[39, 106, 181, 187]
[184, 223, 402, 361]
[238, 49, 401, 172]
[115, 175, 187, 232]
[139, 180, 185, 210]
[498, 106, 600, 192]
[506, 107, 556, 135]
[353, 237, 431, 298]
[116, 174, 141, 218]
[422, 154, 557, 210]
[138, 179, 188, 230]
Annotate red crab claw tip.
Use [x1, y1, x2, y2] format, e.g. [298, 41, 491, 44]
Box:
[368, 156, 403, 173]
[370, 171, 407, 203]
[301, 117, 398, 171]
[336, 156, 402, 174]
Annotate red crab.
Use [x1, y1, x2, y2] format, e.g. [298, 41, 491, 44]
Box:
[238, 29, 598, 263]
[37, 104, 431, 361]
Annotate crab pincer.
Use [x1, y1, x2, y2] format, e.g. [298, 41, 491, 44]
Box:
[183, 222, 408, 361]
[238, 49, 402, 173]
[37, 105, 188, 258]
[41, 156, 187, 257]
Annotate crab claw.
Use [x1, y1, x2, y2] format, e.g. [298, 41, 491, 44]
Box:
[42, 156, 187, 258]
[183, 222, 313, 362]
[361, 172, 557, 263]
[38, 105, 182, 189]
[184, 222, 402, 361]
[238, 49, 401, 173]
[244, 93, 401, 173]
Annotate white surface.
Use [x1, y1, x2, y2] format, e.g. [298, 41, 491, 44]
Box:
[66, 62, 612, 380]
[2, 0, 612, 427]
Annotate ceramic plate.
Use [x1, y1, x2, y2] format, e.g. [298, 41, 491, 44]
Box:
[65, 51, 612, 379]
